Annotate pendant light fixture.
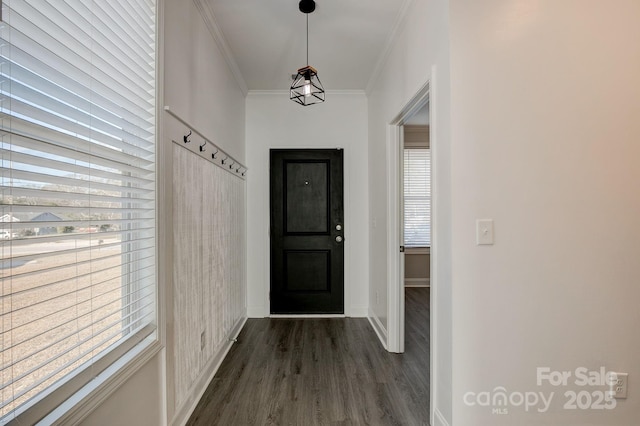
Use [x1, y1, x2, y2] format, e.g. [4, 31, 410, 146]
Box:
[290, 0, 325, 106]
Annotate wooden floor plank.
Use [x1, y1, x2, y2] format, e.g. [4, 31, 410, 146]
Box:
[187, 288, 430, 426]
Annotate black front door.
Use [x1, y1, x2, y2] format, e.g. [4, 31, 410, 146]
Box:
[270, 149, 344, 314]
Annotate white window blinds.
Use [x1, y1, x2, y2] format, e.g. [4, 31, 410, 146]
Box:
[403, 148, 431, 247]
[0, 0, 157, 422]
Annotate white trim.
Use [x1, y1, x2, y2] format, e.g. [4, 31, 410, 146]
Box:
[429, 65, 439, 426]
[253, 309, 367, 318]
[192, 0, 248, 95]
[264, 147, 351, 318]
[367, 313, 388, 350]
[170, 317, 247, 426]
[390, 82, 431, 125]
[365, 0, 415, 94]
[387, 82, 430, 354]
[262, 189, 270, 317]
[164, 106, 247, 178]
[343, 147, 352, 318]
[156, 2, 169, 423]
[269, 314, 346, 319]
[161, 63, 178, 424]
[433, 408, 450, 426]
[398, 124, 406, 353]
[386, 123, 402, 353]
[387, 128, 401, 344]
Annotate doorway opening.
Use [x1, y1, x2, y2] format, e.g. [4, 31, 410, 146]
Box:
[387, 82, 430, 354]
[386, 79, 433, 416]
[269, 149, 345, 314]
[402, 106, 431, 363]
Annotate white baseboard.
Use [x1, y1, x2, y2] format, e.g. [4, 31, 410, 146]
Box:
[433, 408, 450, 426]
[171, 316, 247, 426]
[367, 311, 388, 350]
[249, 306, 368, 318]
[270, 314, 346, 318]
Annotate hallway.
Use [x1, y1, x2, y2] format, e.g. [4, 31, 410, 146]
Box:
[187, 288, 430, 425]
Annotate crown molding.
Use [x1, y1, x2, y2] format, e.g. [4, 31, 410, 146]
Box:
[247, 89, 367, 96]
[193, 0, 248, 95]
[365, 0, 415, 95]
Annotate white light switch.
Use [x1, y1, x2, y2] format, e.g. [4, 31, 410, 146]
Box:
[476, 219, 494, 245]
[608, 372, 628, 399]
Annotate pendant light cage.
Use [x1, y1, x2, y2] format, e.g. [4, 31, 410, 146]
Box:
[290, 65, 325, 106]
[290, 0, 325, 106]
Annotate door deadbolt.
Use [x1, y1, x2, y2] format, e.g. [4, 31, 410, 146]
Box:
[336, 224, 342, 231]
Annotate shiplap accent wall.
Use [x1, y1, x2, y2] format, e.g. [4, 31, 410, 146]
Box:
[172, 142, 246, 412]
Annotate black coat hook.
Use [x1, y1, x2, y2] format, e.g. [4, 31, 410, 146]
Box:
[183, 130, 192, 143]
[228, 161, 235, 169]
[199, 141, 206, 152]
[212, 149, 219, 159]
[222, 157, 228, 165]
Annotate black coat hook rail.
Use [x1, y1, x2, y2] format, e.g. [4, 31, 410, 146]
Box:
[165, 106, 247, 180]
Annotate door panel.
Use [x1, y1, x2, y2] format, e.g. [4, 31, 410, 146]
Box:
[270, 149, 344, 314]
[284, 250, 330, 292]
[285, 161, 329, 233]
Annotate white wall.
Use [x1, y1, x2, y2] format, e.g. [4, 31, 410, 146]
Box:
[450, 1, 640, 424]
[245, 92, 369, 318]
[366, 0, 452, 422]
[164, 0, 246, 162]
[80, 355, 164, 426]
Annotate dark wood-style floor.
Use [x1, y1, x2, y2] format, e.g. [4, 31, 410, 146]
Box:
[187, 287, 430, 426]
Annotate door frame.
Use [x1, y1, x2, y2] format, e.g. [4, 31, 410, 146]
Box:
[268, 148, 345, 315]
[387, 80, 430, 353]
[386, 74, 436, 420]
[267, 147, 350, 318]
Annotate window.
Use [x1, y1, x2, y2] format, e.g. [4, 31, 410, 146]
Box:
[403, 147, 430, 247]
[0, 1, 157, 423]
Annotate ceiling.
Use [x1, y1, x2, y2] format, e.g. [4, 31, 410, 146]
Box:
[206, 0, 408, 91]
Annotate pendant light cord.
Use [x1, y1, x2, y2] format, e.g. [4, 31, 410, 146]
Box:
[306, 14, 309, 66]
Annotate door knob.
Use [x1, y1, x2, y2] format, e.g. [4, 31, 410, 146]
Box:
[335, 236, 343, 243]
